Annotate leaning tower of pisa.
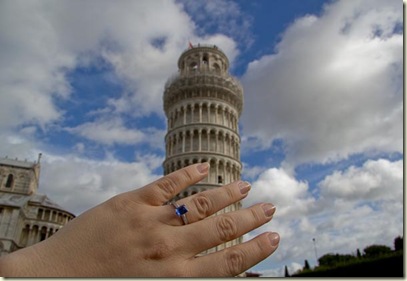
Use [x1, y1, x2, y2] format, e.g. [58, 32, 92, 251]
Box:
[163, 44, 243, 253]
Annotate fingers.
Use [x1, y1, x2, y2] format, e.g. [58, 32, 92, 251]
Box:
[132, 163, 209, 206]
[188, 232, 280, 277]
[181, 203, 276, 255]
[160, 180, 251, 226]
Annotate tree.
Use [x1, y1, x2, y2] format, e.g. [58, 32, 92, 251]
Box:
[318, 253, 356, 267]
[394, 236, 403, 251]
[318, 253, 340, 267]
[284, 265, 290, 277]
[363, 245, 392, 258]
[303, 259, 310, 270]
[356, 248, 362, 258]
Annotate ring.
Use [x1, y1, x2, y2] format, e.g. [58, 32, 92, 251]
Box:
[170, 202, 189, 225]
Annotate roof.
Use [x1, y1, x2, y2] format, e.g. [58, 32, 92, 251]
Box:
[0, 157, 37, 169]
[0, 192, 31, 208]
[0, 192, 73, 216]
[30, 194, 66, 210]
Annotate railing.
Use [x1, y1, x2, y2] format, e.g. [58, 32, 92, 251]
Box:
[182, 43, 224, 54]
[164, 69, 242, 90]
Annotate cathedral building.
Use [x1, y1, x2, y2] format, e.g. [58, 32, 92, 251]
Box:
[163, 43, 244, 253]
[0, 155, 75, 256]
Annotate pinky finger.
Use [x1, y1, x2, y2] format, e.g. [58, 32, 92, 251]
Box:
[187, 232, 280, 277]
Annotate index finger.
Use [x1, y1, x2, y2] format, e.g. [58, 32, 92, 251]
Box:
[133, 163, 210, 206]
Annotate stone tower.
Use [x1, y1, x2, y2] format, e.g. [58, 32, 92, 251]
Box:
[163, 44, 243, 253]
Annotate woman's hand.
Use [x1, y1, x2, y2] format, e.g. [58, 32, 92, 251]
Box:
[0, 163, 279, 277]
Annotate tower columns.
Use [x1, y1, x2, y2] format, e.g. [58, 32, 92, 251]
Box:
[198, 130, 202, 151]
[182, 131, 186, 153]
[199, 103, 203, 123]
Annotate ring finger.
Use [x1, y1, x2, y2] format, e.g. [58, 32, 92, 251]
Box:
[179, 202, 276, 255]
[188, 232, 280, 277]
[161, 180, 251, 226]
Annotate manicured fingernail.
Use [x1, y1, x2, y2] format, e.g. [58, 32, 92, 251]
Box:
[238, 181, 251, 194]
[262, 203, 276, 217]
[197, 162, 210, 174]
[268, 232, 280, 247]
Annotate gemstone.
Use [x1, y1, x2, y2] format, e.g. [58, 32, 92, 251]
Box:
[175, 204, 188, 216]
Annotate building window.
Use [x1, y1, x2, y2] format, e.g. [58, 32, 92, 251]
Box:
[189, 62, 198, 71]
[37, 209, 43, 220]
[40, 227, 47, 241]
[202, 54, 209, 65]
[5, 174, 14, 188]
[218, 176, 223, 184]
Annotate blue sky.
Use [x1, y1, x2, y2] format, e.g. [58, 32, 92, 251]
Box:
[0, 0, 403, 276]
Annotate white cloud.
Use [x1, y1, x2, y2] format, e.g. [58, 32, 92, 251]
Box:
[241, 163, 267, 180]
[66, 117, 162, 147]
[243, 167, 315, 218]
[241, 0, 402, 166]
[0, 130, 163, 217]
[0, 0, 242, 217]
[178, 0, 253, 49]
[39, 154, 161, 215]
[243, 158, 403, 276]
[66, 117, 167, 150]
[319, 158, 403, 201]
[0, 131, 163, 217]
[316, 159, 403, 248]
[0, 131, 43, 162]
[0, 0, 239, 137]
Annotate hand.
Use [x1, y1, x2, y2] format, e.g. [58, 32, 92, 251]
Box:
[0, 163, 279, 277]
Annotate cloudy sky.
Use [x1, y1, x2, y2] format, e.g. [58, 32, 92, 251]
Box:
[0, 0, 403, 277]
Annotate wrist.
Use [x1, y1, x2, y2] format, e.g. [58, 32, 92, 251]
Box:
[0, 238, 69, 277]
[0, 246, 40, 276]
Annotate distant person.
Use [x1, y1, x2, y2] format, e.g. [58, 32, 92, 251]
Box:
[0, 163, 279, 277]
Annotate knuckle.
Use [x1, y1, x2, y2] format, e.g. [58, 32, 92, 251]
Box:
[107, 193, 149, 230]
[224, 249, 245, 276]
[250, 206, 263, 224]
[156, 176, 178, 198]
[108, 194, 133, 215]
[216, 215, 238, 242]
[179, 168, 195, 183]
[106, 195, 146, 229]
[192, 195, 212, 219]
[255, 235, 270, 254]
[225, 185, 235, 200]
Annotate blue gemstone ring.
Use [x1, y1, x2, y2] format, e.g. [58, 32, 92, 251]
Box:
[170, 202, 189, 225]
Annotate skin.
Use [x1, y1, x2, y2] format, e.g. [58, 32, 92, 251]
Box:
[0, 163, 280, 277]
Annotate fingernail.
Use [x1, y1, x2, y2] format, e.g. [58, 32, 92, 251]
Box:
[268, 232, 280, 247]
[197, 162, 210, 174]
[262, 203, 276, 217]
[238, 181, 251, 194]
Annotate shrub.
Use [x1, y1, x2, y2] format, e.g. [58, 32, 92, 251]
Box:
[363, 245, 392, 258]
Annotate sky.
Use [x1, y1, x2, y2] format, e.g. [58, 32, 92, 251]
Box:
[0, 0, 403, 277]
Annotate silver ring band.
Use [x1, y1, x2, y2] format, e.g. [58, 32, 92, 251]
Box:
[170, 202, 189, 225]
